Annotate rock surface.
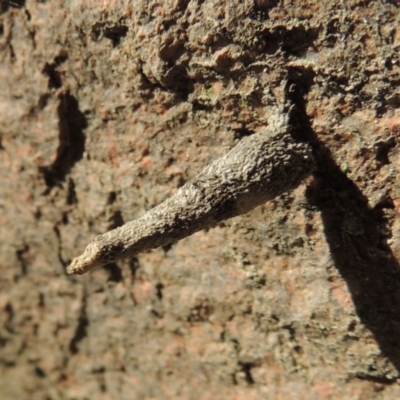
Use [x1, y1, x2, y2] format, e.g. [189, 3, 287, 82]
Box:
[1, 1, 400, 399]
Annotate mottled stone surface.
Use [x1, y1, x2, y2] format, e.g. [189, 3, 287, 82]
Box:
[0, 1, 400, 399]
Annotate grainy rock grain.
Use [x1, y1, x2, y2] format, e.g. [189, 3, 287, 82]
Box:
[1, 0, 400, 399]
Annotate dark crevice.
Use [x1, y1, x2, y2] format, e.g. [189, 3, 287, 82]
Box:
[232, 127, 253, 140]
[38, 93, 50, 109]
[1, 0, 25, 12]
[239, 362, 255, 385]
[4, 302, 14, 328]
[159, 39, 186, 63]
[53, 225, 66, 267]
[66, 178, 77, 205]
[161, 243, 173, 253]
[53, 52, 68, 66]
[108, 210, 124, 230]
[34, 208, 42, 220]
[38, 292, 45, 308]
[69, 296, 88, 354]
[374, 137, 396, 166]
[250, 0, 279, 20]
[104, 263, 123, 283]
[162, 19, 177, 31]
[40, 91, 87, 191]
[285, 66, 318, 145]
[191, 100, 214, 112]
[323, 17, 342, 47]
[175, 0, 191, 13]
[155, 283, 164, 301]
[254, 25, 320, 57]
[34, 365, 46, 378]
[41, 52, 68, 89]
[187, 300, 212, 322]
[281, 323, 296, 341]
[151, 309, 163, 319]
[107, 191, 117, 205]
[167, 70, 194, 98]
[8, 42, 15, 62]
[91, 20, 128, 47]
[229, 339, 256, 385]
[61, 212, 68, 225]
[103, 24, 128, 46]
[15, 244, 29, 275]
[231, 373, 238, 385]
[285, 70, 400, 376]
[372, 196, 395, 212]
[128, 257, 140, 280]
[137, 56, 194, 98]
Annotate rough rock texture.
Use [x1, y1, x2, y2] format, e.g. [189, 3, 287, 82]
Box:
[0, 1, 400, 399]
